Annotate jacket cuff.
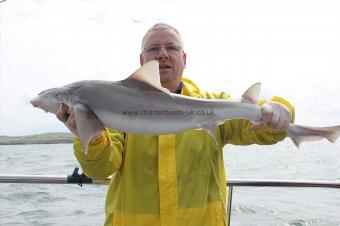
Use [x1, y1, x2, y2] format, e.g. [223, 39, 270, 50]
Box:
[74, 129, 111, 160]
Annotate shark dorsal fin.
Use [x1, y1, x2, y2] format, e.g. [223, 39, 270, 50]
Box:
[241, 82, 261, 104]
[126, 60, 171, 94]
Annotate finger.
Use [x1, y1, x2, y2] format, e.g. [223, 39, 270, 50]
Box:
[56, 104, 66, 121]
[283, 114, 291, 131]
[262, 104, 273, 126]
[274, 102, 291, 130]
[67, 111, 77, 130]
[282, 107, 291, 130]
[251, 124, 263, 131]
[269, 104, 280, 129]
[56, 103, 69, 122]
[276, 107, 286, 131]
[65, 112, 78, 136]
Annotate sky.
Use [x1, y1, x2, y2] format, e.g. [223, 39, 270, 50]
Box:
[0, 0, 340, 136]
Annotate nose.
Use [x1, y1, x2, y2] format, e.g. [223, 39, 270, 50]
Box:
[156, 47, 169, 60]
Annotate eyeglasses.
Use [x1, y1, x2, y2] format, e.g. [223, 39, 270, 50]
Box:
[143, 44, 183, 54]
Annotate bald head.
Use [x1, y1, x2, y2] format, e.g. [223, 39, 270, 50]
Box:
[141, 23, 184, 52]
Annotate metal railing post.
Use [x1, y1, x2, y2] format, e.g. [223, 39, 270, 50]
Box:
[226, 185, 233, 226]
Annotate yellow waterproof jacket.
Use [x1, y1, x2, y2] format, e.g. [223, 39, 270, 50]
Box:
[74, 78, 295, 226]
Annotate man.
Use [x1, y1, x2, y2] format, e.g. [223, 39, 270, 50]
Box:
[57, 23, 294, 226]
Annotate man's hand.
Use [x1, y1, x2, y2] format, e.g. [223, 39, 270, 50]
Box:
[252, 101, 292, 132]
[56, 103, 79, 136]
[56, 103, 104, 143]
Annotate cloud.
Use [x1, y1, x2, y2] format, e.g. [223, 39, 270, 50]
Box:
[1, 1, 340, 135]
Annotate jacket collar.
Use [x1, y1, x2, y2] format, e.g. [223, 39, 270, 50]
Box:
[180, 77, 201, 97]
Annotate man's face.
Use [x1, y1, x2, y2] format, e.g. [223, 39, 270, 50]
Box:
[140, 29, 186, 87]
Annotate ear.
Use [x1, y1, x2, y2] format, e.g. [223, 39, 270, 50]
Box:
[183, 52, 187, 69]
[140, 53, 144, 66]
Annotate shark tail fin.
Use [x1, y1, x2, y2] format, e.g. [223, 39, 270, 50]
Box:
[287, 124, 340, 147]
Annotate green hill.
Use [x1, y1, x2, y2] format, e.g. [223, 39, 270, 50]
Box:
[0, 132, 74, 145]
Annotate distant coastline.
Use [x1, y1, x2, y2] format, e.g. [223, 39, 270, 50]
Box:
[0, 132, 74, 145]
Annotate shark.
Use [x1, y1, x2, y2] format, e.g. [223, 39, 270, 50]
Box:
[30, 60, 340, 153]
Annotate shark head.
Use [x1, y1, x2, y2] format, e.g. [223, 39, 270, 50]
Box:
[30, 87, 67, 114]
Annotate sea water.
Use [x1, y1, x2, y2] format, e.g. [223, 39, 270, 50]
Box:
[0, 141, 339, 226]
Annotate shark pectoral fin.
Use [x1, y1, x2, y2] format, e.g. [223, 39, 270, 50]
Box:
[73, 104, 105, 154]
[241, 82, 261, 104]
[289, 134, 329, 148]
[201, 122, 219, 146]
[126, 60, 171, 95]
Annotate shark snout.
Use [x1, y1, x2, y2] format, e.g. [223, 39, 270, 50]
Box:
[30, 98, 49, 113]
[30, 99, 39, 107]
[30, 97, 44, 109]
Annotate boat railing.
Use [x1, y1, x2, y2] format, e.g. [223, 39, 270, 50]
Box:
[1, 168, 340, 225]
[225, 179, 340, 225]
